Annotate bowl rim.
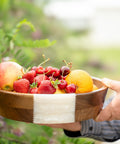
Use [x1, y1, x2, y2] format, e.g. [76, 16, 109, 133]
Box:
[0, 76, 108, 97]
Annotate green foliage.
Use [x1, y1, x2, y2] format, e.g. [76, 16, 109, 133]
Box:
[6, 19, 35, 42]
[57, 133, 95, 144]
[32, 136, 48, 144]
[16, 39, 56, 48]
[0, 19, 56, 67]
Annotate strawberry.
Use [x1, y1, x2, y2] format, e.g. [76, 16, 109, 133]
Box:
[13, 79, 30, 93]
[22, 70, 36, 84]
[29, 87, 38, 94]
[34, 74, 48, 86]
[38, 80, 56, 94]
[29, 82, 38, 94]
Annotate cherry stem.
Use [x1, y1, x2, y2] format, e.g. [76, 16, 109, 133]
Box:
[25, 66, 31, 73]
[38, 58, 50, 66]
[50, 72, 55, 81]
[42, 54, 45, 59]
[63, 60, 68, 66]
[68, 62, 72, 70]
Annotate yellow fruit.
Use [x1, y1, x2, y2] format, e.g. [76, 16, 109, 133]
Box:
[65, 70, 93, 93]
[92, 84, 98, 91]
[54, 88, 65, 94]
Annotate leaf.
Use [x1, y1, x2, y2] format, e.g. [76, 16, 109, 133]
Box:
[11, 19, 36, 40]
[16, 19, 35, 32]
[0, 29, 5, 39]
[51, 79, 61, 89]
[10, 40, 14, 50]
[16, 39, 56, 48]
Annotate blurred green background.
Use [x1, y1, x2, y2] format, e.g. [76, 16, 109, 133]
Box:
[0, 0, 120, 143]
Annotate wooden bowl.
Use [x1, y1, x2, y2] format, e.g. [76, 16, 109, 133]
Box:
[0, 77, 108, 124]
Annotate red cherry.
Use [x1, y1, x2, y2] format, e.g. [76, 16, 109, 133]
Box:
[65, 84, 76, 93]
[45, 66, 53, 76]
[48, 76, 56, 81]
[31, 66, 37, 71]
[60, 66, 70, 76]
[58, 75, 66, 80]
[36, 66, 45, 74]
[58, 80, 67, 89]
[38, 80, 56, 94]
[52, 68, 60, 77]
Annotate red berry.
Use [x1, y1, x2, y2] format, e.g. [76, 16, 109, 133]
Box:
[13, 79, 30, 93]
[58, 80, 67, 89]
[65, 84, 76, 93]
[52, 68, 60, 77]
[36, 66, 45, 74]
[58, 75, 66, 80]
[22, 70, 36, 84]
[29, 87, 38, 94]
[34, 74, 48, 86]
[60, 66, 70, 76]
[31, 66, 37, 71]
[38, 80, 56, 94]
[48, 76, 56, 81]
[45, 66, 53, 76]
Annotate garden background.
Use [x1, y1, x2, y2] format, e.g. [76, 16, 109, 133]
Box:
[0, 0, 120, 143]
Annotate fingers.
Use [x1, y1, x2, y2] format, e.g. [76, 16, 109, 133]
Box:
[95, 103, 112, 122]
[102, 78, 120, 93]
[38, 122, 81, 131]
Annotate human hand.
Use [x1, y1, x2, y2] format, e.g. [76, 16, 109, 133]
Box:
[40, 122, 81, 131]
[96, 78, 120, 121]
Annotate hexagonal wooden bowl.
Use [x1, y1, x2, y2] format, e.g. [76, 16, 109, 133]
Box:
[0, 77, 108, 123]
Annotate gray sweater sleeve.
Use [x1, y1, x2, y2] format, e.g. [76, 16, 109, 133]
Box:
[64, 92, 120, 142]
[64, 119, 120, 142]
[80, 119, 120, 142]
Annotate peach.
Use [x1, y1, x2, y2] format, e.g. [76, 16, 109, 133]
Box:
[0, 61, 24, 91]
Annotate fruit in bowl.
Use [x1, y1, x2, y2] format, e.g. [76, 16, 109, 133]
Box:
[0, 61, 98, 94]
[65, 70, 93, 93]
[0, 61, 107, 124]
[0, 61, 24, 91]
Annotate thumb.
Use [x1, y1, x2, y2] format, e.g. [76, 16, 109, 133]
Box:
[102, 78, 120, 93]
[95, 104, 112, 122]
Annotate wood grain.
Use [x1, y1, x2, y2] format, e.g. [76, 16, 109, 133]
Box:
[0, 77, 108, 123]
[0, 90, 33, 122]
[75, 77, 108, 121]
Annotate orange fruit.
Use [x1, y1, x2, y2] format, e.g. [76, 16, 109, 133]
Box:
[92, 84, 98, 91]
[65, 70, 93, 93]
[54, 88, 65, 94]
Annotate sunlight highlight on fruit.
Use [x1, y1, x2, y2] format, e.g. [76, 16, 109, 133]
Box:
[54, 88, 65, 94]
[92, 84, 98, 91]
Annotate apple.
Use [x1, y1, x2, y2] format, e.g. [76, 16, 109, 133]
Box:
[0, 61, 24, 91]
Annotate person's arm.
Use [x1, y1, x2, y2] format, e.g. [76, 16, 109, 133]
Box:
[96, 78, 120, 121]
[39, 78, 120, 142]
[64, 119, 120, 142]
[64, 79, 120, 142]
